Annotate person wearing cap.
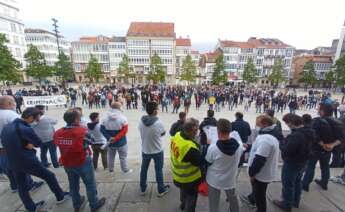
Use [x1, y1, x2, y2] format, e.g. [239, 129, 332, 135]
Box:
[33, 105, 59, 168]
[1, 107, 69, 212]
[101, 101, 132, 173]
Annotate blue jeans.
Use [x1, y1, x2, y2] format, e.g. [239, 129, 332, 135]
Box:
[281, 162, 305, 208]
[0, 153, 34, 190]
[40, 141, 59, 168]
[14, 160, 64, 211]
[302, 151, 331, 188]
[140, 151, 166, 193]
[64, 157, 100, 210]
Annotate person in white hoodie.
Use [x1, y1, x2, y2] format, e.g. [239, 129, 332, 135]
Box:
[87, 112, 108, 170]
[206, 119, 243, 212]
[101, 102, 132, 173]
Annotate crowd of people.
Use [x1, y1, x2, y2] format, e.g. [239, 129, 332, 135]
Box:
[0, 83, 344, 212]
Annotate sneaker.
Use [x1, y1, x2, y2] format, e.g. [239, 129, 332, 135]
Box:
[315, 179, 328, 190]
[33, 200, 45, 212]
[140, 189, 147, 196]
[302, 185, 309, 192]
[30, 181, 44, 192]
[74, 196, 86, 212]
[11, 189, 18, 193]
[240, 194, 256, 208]
[56, 192, 70, 205]
[91, 197, 106, 212]
[122, 169, 133, 174]
[272, 200, 292, 212]
[157, 185, 170, 198]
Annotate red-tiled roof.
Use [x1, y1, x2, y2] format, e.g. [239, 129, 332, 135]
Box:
[219, 40, 256, 49]
[248, 37, 292, 48]
[176, 37, 191, 46]
[127, 22, 175, 37]
[78, 36, 110, 43]
[191, 50, 199, 54]
[312, 55, 333, 63]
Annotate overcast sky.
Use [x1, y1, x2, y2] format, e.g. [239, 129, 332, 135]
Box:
[19, 0, 345, 52]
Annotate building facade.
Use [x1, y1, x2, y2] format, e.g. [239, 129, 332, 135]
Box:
[335, 20, 345, 62]
[108, 36, 126, 80]
[175, 37, 191, 78]
[126, 22, 176, 84]
[25, 28, 70, 66]
[292, 55, 333, 87]
[200, 52, 220, 83]
[217, 37, 294, 84]
[71, 35, 110, 82]
[0, 0, 26, 67]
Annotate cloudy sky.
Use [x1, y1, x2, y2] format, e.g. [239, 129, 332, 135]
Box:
[19, 0, 345, 52]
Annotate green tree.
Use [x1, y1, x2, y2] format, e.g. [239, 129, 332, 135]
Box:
[333, 54, 345, 87]
[54, 51, 74, 86]
[180, 55, 197, 84]
[25, 44, 53, 84]
[0, 34, 21, 84]
[118, 54, 135, 83]
[324, 70, 335, 88]
[268, 59, 285, 87]
[300, 61, 317, 88]
[242, 57, 258, 84]
[212, 53, 227, 85]
[147, 53, 166, 84]
[85, 55, 102, 83]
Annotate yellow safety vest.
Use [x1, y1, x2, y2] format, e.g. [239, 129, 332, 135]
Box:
[170, 132, 201, 184]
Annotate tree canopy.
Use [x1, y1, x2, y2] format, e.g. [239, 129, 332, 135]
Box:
[268, 59, 285, 87]
[0, 34, 21, 84]
[242, 57, 258, 84]
[212, 53, 227, 85]
[333, 54, 345, 87]
[54, 51, 74, 85]
[118, 54, 135, 83]
[147, 53, 166, 84]
[300, 61, 317, 88]
[180, 55, 197, 84]
[85, 55, 102, 83]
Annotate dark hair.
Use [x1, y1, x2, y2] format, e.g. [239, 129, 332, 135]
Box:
[283, 113, 303, 126]
[63, 109, 81, 125]
[235, 112, 243, 119]
[257, 114, 274, 126]
[22, 107, 41, 119]
[89, 112, 99, 121]
[302, 114, 312, 125]
[319, 103, 333, 117]
[179, 112, 186, 120]
[182, 118, 199, 134]
[207, 109, 214, 118]
[266, 109, 275, 117]
[217, 118, 231, 134]
[146, 101, 158, 115]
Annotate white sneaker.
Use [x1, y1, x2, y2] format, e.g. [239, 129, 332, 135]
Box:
[122, 169, 133, 174]
[140, 189, 146, 196]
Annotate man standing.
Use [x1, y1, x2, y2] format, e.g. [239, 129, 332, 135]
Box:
[138, 101, 170, 197]
[169, 112, 186, 137]
[33, 105, 59, 168]
[1, 107, 69, 212]
[101, 102, 132, 173]
[272, 114, 314, 211]
[241, 115, 280, 212]
[231, 112, 251, 144]
[206, 119, 242, 212]
[54, 109, 106, 212]
[199, 110, 217, 145]
[171, 118, 202, 212]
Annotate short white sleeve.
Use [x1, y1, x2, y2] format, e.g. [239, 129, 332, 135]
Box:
[255, 138, 272, 158]
[205, 144, 217, 163]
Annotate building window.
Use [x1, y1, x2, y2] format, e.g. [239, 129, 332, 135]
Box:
[10, 23, 16, 32]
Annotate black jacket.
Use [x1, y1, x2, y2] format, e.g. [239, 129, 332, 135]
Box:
[232, 118, 251, 143]
[280, 127, 314, 164]
[169, 120, 184, 137]
[199, 117, 217, 145]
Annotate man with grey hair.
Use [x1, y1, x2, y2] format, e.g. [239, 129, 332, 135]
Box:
[171, 117, 204, 212]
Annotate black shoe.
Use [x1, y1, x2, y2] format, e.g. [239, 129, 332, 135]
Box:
[302, 185, 309, 192]
[272, 200, 292, 212]
[74, 196, 86, 212]
[91, 197, 106, 212]
[56, 192, 70, 205]
[179, 203, 185, 210]
[240, 194, 256, 208]
[315, 179, 328, 190]
[33, 200, 45, 211]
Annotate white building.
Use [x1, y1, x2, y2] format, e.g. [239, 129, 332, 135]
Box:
[176, 37, 191, 77]
[217, 37, 294, 84]
[200, 52, 220, 83]
[108, 36, 126, 78]
[126, 22, 176, 84]
[0, 0, 26, 67]
[71, 35, 110, 82]
[25, 28, 70, 66]
[335, 20, 345, 62]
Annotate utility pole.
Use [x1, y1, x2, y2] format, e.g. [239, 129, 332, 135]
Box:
[52, 18, 61, 56]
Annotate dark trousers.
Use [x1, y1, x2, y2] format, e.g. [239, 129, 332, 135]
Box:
[140, 151, 165, 193]
[180, 186, 198, 212]
[248, 179, 268, 212]
[40, 141, 59, 168]
[14, 160, 64, 211]
[91, 144, 108, 169]
[281, 162, 305, 208]
[302, 151, 331, 188]
[330, 146, 345, 167]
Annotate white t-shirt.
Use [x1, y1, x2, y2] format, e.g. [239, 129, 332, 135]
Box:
[205, 135, 243, 190]
[0, 109, 20, 148]
[138, 118, 165, 154]
[248, 134, 279, 183]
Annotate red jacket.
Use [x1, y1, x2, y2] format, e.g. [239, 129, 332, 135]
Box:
[54, 126, 90, 168]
